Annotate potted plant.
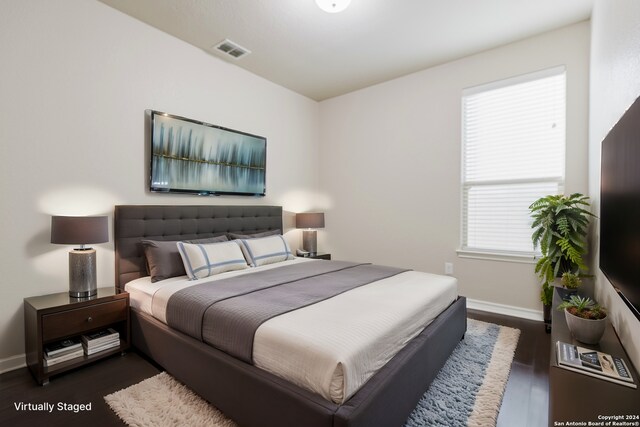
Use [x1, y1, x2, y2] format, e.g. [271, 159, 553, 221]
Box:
[529, 193, 595, 330]
[560, 271, 582, 294]
[557, 295, 607, 344]
[540, 284, 554, 332]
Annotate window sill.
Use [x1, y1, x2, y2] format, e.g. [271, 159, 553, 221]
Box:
[456, 249, 537, 264]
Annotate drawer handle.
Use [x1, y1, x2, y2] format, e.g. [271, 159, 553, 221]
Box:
[87, 316, 93, 323]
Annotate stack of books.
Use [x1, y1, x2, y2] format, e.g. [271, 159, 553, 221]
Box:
[82, 328, 120, 355]
[556, 341, 637, 388]
[43, 338, 83, 367]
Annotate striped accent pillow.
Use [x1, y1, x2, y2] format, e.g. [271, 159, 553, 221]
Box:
[177, 241, 248, 280]
[236, 235, 294, 267]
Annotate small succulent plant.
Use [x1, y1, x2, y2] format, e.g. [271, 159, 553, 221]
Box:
[557, 295, 606, 320]
[560, 272, 582, 290]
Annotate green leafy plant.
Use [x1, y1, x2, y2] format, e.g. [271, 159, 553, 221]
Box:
[530, 194, 595, 298]
[560, 272, 582, 290]
[540, 283, 554, 306]
[557, 295, 606, 320]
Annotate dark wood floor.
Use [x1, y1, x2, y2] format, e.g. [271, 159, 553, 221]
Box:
[1, 310, 549, 427]
[0, 351, 161, 427]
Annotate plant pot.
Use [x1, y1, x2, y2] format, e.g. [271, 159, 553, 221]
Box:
[564, 309, 607, 345]
[543, 304, 552, 333]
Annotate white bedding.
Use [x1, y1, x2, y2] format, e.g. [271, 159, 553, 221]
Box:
[125, 258, 457, 404]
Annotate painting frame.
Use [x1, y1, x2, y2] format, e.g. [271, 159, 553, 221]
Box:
[149, 110, 267, 197]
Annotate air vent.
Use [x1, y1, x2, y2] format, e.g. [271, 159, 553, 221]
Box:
[214, 39, 251, 60]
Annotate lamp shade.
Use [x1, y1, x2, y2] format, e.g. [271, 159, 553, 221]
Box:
[296, 212, 325, 229]
[51, 216, 109, 245]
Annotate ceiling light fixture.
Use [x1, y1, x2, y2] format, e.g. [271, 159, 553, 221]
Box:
[315, 0, 351, 14]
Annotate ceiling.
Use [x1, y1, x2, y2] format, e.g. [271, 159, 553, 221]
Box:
[99, 0, 593, 101]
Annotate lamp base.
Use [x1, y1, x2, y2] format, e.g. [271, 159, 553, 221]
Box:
[302, 230, 318, 255]
[69, 249, 98, 298]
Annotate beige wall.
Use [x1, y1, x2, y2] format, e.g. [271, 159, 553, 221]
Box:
[319, 22, 591, 315]
[0, 0, 320, 370]
[589, 0, 640, 371]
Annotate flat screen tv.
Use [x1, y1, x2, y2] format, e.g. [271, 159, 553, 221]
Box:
[149, 111, 266, 196]
[600, 95, 640, 321]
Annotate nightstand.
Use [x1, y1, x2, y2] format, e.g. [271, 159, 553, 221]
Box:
[24, 287, 130, 385]
[309, 253, 331, 260]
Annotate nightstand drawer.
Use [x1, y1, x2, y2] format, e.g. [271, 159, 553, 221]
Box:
[42, 299, 127, 342]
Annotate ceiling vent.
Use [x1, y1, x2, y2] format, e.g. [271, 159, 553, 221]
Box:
[214, 39, 251, 60]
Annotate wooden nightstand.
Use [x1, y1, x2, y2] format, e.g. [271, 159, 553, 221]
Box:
[24, 287, 130, 385]
[309, 253, 331, 260]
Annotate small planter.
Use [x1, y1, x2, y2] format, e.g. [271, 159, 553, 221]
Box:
[559, 272, 582, 296]
[555, 286, 577, 301]
[564, 309, 607, 345]
[543, 304, 552, 333]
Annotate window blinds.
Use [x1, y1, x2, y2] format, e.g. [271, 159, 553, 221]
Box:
[461, 68, 566, 255]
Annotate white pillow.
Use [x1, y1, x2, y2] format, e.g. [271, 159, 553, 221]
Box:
[177, 241, 248, 280]
[236, 235, 294, 267]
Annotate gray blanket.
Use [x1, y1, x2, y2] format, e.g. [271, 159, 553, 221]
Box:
[166, 260, 409, 362]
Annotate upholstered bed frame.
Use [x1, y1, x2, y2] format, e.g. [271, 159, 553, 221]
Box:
[114, 205, 467, 427]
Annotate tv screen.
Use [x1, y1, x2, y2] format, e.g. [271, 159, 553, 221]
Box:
[149, 111, 266, 196]
[600, 96, 640, 320]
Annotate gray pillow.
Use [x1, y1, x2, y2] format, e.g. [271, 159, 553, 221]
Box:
[142, 235, 229, 282]
[227, 229, 281, 240]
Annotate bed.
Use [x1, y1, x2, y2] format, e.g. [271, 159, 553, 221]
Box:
[114, 205, 466, 427]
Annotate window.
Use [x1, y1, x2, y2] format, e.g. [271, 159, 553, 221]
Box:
[460, 67, 566, 259]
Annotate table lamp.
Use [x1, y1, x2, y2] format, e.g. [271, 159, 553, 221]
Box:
[296, 212, 325, 255]
[51, 216, 108, 298]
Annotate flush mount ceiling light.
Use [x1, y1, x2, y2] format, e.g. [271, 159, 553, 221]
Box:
[315, 0, 351, 13]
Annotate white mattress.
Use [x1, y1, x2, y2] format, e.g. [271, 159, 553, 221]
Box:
[126, 259, 457, 404]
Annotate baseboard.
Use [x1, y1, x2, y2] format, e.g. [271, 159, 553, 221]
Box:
[467, 298, 543, 321]
[0, 354, 26, 374]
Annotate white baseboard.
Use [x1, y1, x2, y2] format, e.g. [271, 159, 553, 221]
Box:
[467, 298, 543, 321]
[0, 354, 26, 374]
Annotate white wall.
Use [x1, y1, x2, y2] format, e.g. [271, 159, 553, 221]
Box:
[0, 0, 320, 370]
[589, 0, 640, 371]
[319, 22, 591, 315]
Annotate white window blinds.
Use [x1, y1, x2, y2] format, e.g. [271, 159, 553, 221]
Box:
[461, 67, 566, 256]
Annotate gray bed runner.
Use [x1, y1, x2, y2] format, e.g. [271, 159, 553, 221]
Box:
[166, 261, 408, 362]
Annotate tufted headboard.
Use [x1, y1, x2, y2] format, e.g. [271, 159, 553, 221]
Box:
[114, 205, 283, 290]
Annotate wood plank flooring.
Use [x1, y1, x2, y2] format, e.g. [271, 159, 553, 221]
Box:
[0, 351, 161, 427]
[0, 310, 549, 427]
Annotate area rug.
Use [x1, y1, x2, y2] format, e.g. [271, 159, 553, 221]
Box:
[105, 319, 519, 427]
[404, 319, 520, 427]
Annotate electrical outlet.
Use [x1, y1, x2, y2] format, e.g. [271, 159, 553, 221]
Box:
[444, 262, 454, 276]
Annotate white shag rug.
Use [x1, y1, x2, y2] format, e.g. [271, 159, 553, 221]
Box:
[105, 319, 519, 427]
[104, 371, 238, 427]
